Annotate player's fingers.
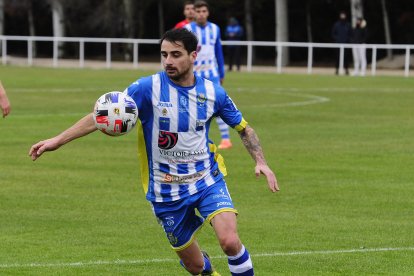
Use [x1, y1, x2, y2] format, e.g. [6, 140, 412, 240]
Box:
[35, 144, 48, 157]
[29, 142, 45, 160]
[271, 178, 280, 192]
[255, 166, 261, 178]
[30, 152, 39, 161]
[263, 170, 279, 192]
[28, 146, 37, 156]
[266, 174, 275, 192]
[29, 148, 39, 161]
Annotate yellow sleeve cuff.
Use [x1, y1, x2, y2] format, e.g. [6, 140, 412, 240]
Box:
[234, 117, 248, 132]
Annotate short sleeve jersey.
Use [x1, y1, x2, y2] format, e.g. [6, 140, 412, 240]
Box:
[125, 72, 247, 202]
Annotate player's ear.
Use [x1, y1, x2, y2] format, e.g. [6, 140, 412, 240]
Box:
[190, 51, 197, 62]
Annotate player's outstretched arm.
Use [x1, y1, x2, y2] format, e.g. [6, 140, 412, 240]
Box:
[29, 113, 97, 161]
[238, 125, 279, 193]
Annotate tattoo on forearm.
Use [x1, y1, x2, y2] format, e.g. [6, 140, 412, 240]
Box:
[239, 126, 267, 165]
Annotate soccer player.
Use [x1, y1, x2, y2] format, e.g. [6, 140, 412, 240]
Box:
[185, 0, 233, 150]
[174, 1, 195, 29]
[29, 28, 279, 276]
[0, 81, 11, 118]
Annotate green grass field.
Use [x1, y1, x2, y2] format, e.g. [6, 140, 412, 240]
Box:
[1, 65, 414, 275]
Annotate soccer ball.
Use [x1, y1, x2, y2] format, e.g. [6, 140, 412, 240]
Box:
[93, 91, 138, 136]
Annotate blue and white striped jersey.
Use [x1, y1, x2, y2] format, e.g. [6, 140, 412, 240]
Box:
[125, 72, 247, 202]
[185, 22, 225, 83]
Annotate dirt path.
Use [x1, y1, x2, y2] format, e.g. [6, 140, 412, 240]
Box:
[3, 56, 412, 77]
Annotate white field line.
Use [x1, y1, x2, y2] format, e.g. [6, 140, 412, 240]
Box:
[9, 84, 413, 117]
[229, 87, 414, 93]
[1, 247, 413, 269]
[10, 87, 330, 119]
[241, 91, 330, 108]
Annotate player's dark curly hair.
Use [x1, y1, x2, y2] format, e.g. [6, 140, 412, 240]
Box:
[160, 28, 198, 54]
[194, 0, 209, 9]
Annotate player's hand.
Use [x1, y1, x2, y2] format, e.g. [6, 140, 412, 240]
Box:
[0, 98, 10, 118]
[255, 164, 279, 193]
[29, 138, 61, 161]
[220, 78, 224, 85]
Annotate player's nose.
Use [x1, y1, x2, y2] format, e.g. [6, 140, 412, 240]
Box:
[164, 54, 174, 64]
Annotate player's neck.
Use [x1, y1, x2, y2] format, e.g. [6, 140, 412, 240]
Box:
[169, 72, 195, 87]
[197, 21, 208, 27]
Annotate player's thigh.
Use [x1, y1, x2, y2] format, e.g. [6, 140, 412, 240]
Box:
[211, 211, 238, 237]
[176, 239, 204, 267]
[198, 180, 242, 253]
[211, 211, 242, 255]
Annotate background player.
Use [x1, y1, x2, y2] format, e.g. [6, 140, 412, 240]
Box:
[185, 0, 232, 150]
[174, 1, 195, 29]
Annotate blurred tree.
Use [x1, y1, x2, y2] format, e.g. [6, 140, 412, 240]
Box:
[244, 0, 255, 62]
[2, 0, 414, 65]
[350, 0, 364, 27]
[275, 0, 289, 65]
[306, 0, 312, 42]
[123, 0, 135, 39]
[26, 0, 36, 56]
[47, 0, 65, 57]
[123, 0, 135, 61]
[0, 0, 3, 55]
[244, 0, 254, 42]
[381, 0, 392, 59]
[136, 0, 150, 38]
[157, 0, 164, 38]
[0, 0, 3, 37]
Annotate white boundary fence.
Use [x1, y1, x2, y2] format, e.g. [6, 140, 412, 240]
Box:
[1, 35, 413, 77]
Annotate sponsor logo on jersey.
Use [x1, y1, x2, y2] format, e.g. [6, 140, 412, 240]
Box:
[165, 216, 175, 227]
[197, 93, 206, 104]
[158, 131, 178, 150]
[212, 194, 229, 200]
[163, 171, 204, 184]
[159, 117, 170, 131]
[157, 102, 173, 107]
[196, 120, 205, 131]
[217, 201, 232, 208]
[179, 96, 188, 113]
[196, 120, 205, 127]
[167, 233, 178, 245]
[158, 148, 206, 158]
[212, 169, 220, 177]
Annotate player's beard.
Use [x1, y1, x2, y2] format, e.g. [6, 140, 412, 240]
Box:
[166, 65, 192, 83]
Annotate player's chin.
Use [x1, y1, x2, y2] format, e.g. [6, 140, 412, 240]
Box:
[165, 70, 177, 76]
[166, 71, 181, 81]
